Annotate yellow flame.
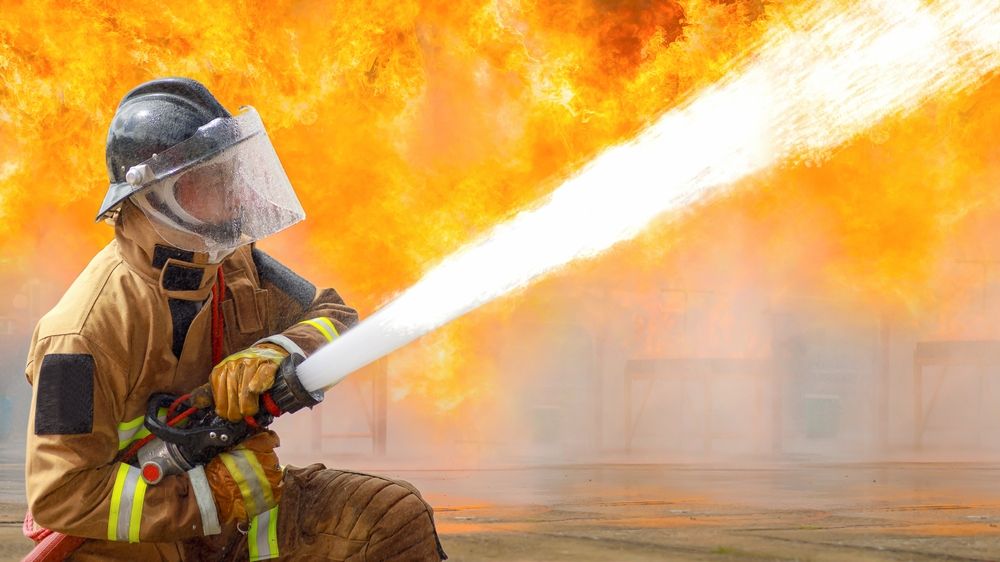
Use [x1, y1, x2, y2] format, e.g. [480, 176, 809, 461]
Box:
[1, 1, 998, 416]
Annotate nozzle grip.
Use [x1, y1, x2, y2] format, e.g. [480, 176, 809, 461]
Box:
[144, 393, 252, 460]
[139, 353, 321, 484]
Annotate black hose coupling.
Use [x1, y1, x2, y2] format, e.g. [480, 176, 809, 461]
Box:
[266, 352, 324, 415]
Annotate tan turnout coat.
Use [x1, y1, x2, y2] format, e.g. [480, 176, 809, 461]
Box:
[25, 203, 364, 559]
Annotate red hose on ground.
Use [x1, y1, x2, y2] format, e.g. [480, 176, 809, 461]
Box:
[21, 512, 85, 562]
[21, 403, 200, 562]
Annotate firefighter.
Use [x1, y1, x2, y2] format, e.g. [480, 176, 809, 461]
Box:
[24, 78, 447, 561]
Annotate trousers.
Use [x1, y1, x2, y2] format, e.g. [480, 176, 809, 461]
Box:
[70, 464, 447, 562]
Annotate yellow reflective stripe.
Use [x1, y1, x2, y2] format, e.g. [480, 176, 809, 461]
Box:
[249, 513, 260, 560]
[222, 349, 285, 363]
[107, 464, 129, 541]
[315, 317, 339, 338]
[117, 408, 168, 450]
[299, 317, 337, 342]
[219, 453, 253, 512]
[299, 319, 334, 341]
[248, 506, 280, 561]
[239, 449, 276, 508]
[267, 506, 279, 556]
[117, 418, 145, 450]
[129, 477, 148, 543]
[107, 464, 146, 542]
[118, 427, 152, 451]
[220, 450, 273, 516]
[118, 416, 145, 431]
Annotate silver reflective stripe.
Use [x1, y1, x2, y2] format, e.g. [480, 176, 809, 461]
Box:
[254, 334, 305, 358]
[187, 465, 221, 536]
[249, 506, 280, 561]
[231, 450, 268, 514]
[109, 465, 144, 542]
[116, 418, 145, 449]
[117, 408, 167, 450]
[298, 317, 338, 342]
[219, 449, 274, 517]
[254, 510, 270, 559]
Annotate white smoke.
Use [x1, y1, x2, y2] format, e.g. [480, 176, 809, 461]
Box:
[297, 0, 1000, 393]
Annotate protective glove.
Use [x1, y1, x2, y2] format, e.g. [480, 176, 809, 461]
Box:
[204, 430, 284, 523]
[203, 343, 288, 421]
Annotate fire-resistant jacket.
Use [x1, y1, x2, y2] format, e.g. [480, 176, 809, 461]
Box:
[25, 203, 358, 558]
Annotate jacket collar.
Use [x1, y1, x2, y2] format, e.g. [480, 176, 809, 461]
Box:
[115, 203, 222, 301]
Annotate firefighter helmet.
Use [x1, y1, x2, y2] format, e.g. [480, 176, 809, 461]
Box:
[98, 77, 305, 257]
[99, 77, 231, 220]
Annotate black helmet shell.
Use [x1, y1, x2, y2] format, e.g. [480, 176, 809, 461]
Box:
[97, 77, 231, 220]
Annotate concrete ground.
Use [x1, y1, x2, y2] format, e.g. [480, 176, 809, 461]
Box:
[413, 463, 1000, 561]
[3, 460, 1000, 561]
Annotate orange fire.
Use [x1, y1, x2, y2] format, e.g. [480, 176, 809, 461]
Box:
[1, 1, 997, 417]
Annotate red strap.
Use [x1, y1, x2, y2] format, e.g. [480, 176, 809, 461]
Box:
[212, 268, 226, 365]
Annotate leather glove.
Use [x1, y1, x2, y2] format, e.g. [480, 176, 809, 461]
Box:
[204, 431, 284, 523]
[204, 343, 288, 421]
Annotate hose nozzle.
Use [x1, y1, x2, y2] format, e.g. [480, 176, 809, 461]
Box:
[266, 353, 324, 415]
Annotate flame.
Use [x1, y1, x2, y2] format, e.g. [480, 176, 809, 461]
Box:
[297, 0, 998, 396]
[1, 1, 998, 418]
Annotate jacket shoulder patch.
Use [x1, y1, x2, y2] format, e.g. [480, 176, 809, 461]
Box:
[251, 248, 316, 309]
[35, 354, 94, 435]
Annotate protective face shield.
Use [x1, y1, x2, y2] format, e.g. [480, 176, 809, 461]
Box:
[122, 107, 304, 256]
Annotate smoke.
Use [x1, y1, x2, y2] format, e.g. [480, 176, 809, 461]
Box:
[296, 0, 1000, 393]
[1, 1, 999, 469]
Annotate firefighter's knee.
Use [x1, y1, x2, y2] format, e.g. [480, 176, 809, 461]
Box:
[363, 483, 444, 561]
[284, 467, 446, 560]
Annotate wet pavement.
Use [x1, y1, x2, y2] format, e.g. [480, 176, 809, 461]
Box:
[407, 463, 1000, 561]
[4, 461, 1000, 560]
[0, 458, 28, 562]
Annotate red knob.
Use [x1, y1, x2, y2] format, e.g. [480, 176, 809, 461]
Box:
[141, 461, 163, 484]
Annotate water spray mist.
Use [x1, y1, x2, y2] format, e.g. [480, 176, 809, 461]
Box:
[296, 0, 999, 394]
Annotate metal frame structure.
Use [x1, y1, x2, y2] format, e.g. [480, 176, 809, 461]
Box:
[310, 358, 388, 455]
[624, 357, 773, 453]
[912, 340, 1000, 450]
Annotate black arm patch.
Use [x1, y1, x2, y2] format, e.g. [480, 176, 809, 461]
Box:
[34, 354, 95, 435]
[251, 248, 316, 309]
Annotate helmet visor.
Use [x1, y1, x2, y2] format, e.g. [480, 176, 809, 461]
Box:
[127, 107, 304, 254]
